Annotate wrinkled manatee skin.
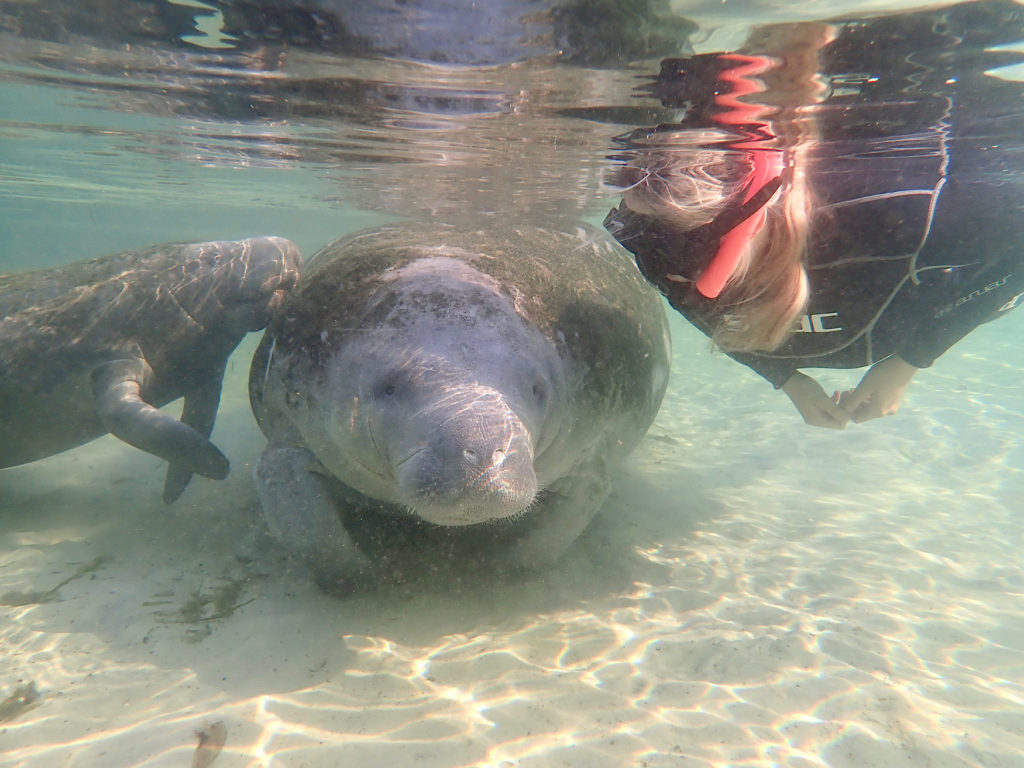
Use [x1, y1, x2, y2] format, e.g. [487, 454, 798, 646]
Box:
[0, 236, 302, 501]
[250, 223, 670, 592]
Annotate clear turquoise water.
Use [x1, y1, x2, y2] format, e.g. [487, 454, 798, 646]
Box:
[2, 2, 1023, 766]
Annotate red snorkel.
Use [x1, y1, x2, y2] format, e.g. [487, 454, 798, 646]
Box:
[694, 54, 785, 299]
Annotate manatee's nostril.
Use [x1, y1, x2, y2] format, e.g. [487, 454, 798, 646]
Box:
[462, 447, 506, 468]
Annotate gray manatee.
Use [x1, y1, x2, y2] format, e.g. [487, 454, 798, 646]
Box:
[249, 223, 670, 593]
[0, 237, 301, 501]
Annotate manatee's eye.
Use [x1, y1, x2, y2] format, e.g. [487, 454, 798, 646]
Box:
[532, 380, 547, 406]
[375, 374, 403, 398]
[374, 367, 419, 400]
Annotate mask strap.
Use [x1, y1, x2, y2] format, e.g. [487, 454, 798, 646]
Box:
[695, 149, 784, 298]
[696, 53, 784, 300]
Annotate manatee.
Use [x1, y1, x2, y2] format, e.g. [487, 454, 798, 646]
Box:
[249, 223, 670, 593]
[0, 237, 302, 502]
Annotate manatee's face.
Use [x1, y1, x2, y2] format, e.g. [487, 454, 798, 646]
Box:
[173, 237, 302, 334]
[340, 346, 539, 525]
[304, 258, 568, 527]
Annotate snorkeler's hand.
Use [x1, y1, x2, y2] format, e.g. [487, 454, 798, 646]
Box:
[780, 372, 851, 429]
[837, 355, 917, 423]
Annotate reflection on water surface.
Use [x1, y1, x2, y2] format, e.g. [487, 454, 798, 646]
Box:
[2, 1, 1024, 766]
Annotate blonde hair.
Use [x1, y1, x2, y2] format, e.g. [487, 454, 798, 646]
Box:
[708, 162, 812, 353]
[616, 138, 813, 353]
[612, 22, 835, 354]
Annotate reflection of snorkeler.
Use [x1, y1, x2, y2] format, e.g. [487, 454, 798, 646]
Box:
[605, 7, 1024, 429]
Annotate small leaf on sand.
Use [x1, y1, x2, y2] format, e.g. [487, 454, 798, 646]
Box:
[192, 720, 227, 768]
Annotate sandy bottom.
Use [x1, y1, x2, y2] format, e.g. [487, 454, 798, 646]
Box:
[2, 314, 1023, 768]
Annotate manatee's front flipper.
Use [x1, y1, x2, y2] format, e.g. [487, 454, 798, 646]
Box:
[253, 445, 375, 595]
[162, 361, 227, 504]
[503, 456, 612, 571]
[92, 358, 230, 481]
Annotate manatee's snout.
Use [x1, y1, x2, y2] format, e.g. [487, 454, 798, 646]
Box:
[231, 236, 302, 330]
[395, 391, 538, 526]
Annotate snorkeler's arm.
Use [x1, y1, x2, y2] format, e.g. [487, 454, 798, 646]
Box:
[821, 289, 1009, 425]
[897, 279, 1023, 370]
[840, 267, 1024, 423]
[725, 352, 854, 428]
[781, 371, 852, 429]
[722, 349, 799, 389]
[838, 355, 918, 423]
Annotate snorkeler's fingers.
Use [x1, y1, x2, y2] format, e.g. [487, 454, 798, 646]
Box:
[838, 386, 872, 416]
[835, 388, 856, 407]
[804, 411, 847, 429]
[784, 375, 850, 429]
[794, 400, 849, 429]
[823, 402, 852, 428]
[849, 396, 898, 423]
[808, 410, 847, 429]
[848, 404, 878, 423]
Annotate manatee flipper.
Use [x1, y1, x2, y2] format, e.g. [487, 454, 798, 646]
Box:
[162, 361, 227, 504]
[253, 445, 375, 594]
[504, 456, 612, 570]
[91, 357, 230, 480]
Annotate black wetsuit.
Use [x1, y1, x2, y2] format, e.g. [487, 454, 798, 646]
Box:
[607, 0, 1024, 388]
[716, 133, 1023, 388]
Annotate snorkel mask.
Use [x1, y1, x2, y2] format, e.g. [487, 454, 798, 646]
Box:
[605, 53, 787, 302]
[604, 167, 786, 301]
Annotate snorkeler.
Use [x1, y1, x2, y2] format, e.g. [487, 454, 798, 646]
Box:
[604, 5, 1024, 429]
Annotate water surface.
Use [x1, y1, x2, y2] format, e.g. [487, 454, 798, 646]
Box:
[2, 2, 1024, 766]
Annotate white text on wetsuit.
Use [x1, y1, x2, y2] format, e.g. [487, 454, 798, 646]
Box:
[934, 273, 1014, 318]
[794, 312, 842, 333]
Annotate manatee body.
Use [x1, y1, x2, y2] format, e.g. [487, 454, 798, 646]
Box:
[249, 223, 670, 592]
[0, 237, 301, 501]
